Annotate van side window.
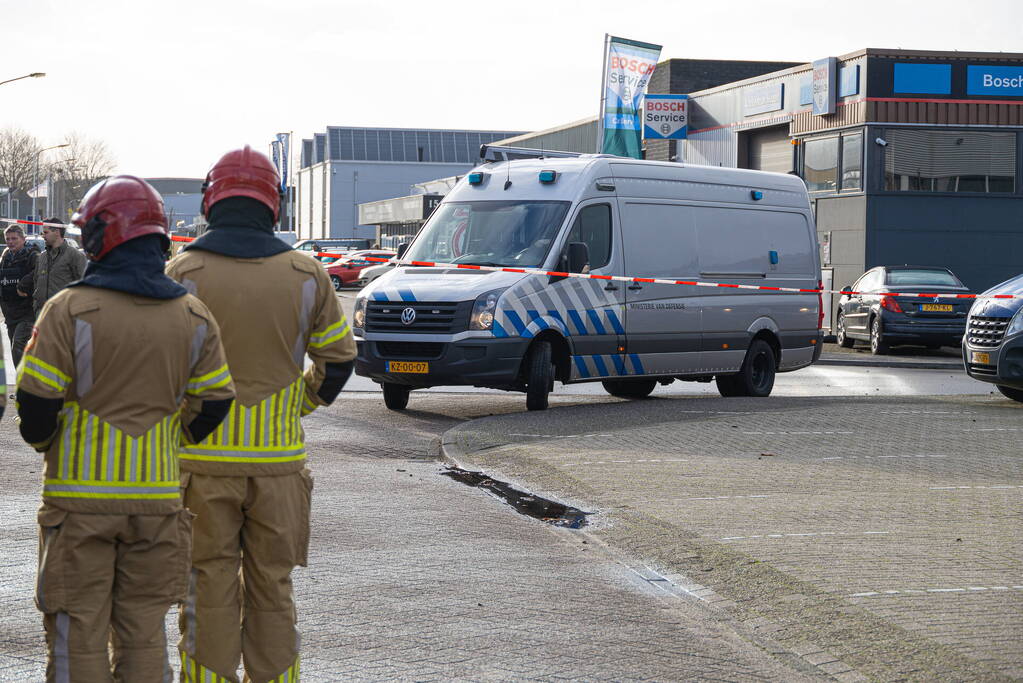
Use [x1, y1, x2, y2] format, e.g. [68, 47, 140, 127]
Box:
[565, 204, 612, 270]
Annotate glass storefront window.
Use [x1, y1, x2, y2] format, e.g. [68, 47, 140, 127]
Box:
[884, 129, 1016, 193]
[841, 134, 863, 191]
[803, 137, 839, 192]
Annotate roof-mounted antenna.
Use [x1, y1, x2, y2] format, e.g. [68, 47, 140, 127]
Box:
[504, 159, 512, 191]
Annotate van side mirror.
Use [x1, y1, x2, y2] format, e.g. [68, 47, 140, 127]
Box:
[396, 242, 409, 259]
[841, 285, 852, 293]
[566, 242, 589, 274]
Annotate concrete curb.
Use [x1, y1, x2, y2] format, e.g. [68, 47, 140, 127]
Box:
[817, 355, 963, 371]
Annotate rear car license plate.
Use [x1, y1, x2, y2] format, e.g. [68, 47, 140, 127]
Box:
[386, 361, 428, 373]
[920, 303, 953, 312]
[971, 351, 991, 365]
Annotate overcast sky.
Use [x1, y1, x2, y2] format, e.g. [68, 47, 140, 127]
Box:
[4, 0, 1019, 178]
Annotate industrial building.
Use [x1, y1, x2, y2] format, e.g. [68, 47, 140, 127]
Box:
[380, 50, 1022, 331]
[294, 127, 522, 241]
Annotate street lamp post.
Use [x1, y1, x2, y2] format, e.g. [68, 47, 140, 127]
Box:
[33, 143, 70, 225]
[0, 72, 45, 88]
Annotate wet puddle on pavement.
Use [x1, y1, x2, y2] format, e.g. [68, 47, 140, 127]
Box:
[441, 466, 591, 529]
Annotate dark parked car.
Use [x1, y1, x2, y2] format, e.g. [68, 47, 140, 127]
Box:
[963, 273, 1023, 403]
[836, 266, 971, 354]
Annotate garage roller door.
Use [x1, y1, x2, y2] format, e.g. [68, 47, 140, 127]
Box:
[748, 126, 792, 174]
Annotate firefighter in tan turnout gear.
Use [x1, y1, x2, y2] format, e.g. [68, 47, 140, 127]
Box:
[15, 176, 235, 682]
[167, 146, 356, 683]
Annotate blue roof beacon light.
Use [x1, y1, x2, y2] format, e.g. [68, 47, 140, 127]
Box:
[538, 170, 558, 184]
[468, 172, 486, 185]
[750, 190, 764, 201]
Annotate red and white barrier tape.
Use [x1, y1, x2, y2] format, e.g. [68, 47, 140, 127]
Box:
[0, 220, 1010, 301]
[302, 249, 1020, 301]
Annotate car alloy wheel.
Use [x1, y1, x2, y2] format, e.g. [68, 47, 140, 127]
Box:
[870, 316, 889, 355]
[836, 313, 855, 348]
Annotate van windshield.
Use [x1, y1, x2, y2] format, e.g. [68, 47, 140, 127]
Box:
[405, 201, 570, 268]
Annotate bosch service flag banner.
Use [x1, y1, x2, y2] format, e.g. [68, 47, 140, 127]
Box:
[600, 35, 662, 158]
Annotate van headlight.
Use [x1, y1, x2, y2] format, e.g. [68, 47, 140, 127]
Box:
[353, 297, 367, 329]
[1007, 306, 1023, 337]
[469, 288, 507, 331]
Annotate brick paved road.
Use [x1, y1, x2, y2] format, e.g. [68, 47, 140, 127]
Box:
[0, 393, 814, 682]
[446, 394, 1023, 681]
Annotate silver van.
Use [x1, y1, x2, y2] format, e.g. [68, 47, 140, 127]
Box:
[354, 148, 823, 411]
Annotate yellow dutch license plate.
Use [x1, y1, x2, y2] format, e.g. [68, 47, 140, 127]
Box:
[971, 351, 991, 365]
[386, 361, 429, 373]
[921, 303, 953, 312]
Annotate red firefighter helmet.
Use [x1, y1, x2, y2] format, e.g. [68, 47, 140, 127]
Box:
[71, 175, 169, 261]
[201, 145, 281, 220]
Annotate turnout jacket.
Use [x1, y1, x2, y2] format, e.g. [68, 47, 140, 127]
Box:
[166, 249, 356, 476]
[16, 287, 235, 514]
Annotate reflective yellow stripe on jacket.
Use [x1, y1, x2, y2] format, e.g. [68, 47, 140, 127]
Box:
[18, 354, 71, 393]
[179, 375, 307, 464]
[44, 402, 181, 501]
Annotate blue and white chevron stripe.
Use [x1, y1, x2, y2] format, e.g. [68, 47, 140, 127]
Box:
[493, 276, 624, 340]
[370, 287, 418, 302]
[571, 353, 646, 380]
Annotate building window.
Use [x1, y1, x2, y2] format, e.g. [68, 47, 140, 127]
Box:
[803, 137, 838, 192]
[841, 133, 862, 191]
[883, 129, 1016, 193]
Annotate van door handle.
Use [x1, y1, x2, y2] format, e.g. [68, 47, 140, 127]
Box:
[627, 284, 643, 291]
[604, 283, 619, 291]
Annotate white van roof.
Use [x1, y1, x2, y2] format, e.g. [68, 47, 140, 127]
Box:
[445, 156, 809, 209]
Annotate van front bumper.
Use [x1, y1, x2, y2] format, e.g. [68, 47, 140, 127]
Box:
[355, 335, 532, 389]
[963, 333, 1023, 390]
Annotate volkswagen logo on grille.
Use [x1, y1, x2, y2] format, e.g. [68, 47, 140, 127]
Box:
[400, 307, 417, 325]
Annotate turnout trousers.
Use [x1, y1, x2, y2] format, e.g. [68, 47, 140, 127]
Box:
[35, 505, 192, 683]
[178, 471, 312, 683]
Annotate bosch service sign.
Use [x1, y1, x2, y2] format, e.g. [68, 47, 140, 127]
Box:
[643, 94, 688, 140]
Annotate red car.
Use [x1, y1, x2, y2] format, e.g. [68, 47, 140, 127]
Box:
[325, 250, 395, 290]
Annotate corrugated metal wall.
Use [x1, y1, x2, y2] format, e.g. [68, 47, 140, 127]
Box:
[868, 100, 1023, 126]
[684, 127, 737, 167]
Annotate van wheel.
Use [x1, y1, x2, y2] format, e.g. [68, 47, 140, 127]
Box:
[870, 316, 889, 355]
[836, 313, 854, 348]
[715, 339, 776, 397]
[997, 385, 1023, 403]
[602, 379, 657, 399]
[382, 383, 410, 410]
[330, 275, 344, 291]
[525, 341, 553, 411]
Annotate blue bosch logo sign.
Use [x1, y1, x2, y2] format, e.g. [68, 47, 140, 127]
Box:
[400, 307, 416, 325]
[968, 66, 1023, 96]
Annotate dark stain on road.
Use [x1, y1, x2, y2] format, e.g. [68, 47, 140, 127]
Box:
[441, 466, 592, 529]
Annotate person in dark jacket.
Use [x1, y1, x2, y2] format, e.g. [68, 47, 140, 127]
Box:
[0, 223, 40, 366]
[32, 217, 87, 315]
